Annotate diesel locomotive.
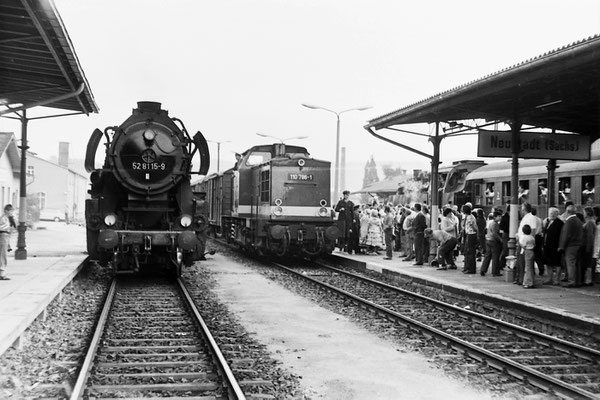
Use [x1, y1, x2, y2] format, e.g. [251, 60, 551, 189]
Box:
[84, 101, 210, 275]
[195, 143, 340, 257]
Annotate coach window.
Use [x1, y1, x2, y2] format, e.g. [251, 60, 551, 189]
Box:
[502, 181, 511, 205]
[582, 175, 595, 206]
[484, 183, 495, 205]
[518, 180, 529, 204]
[558, 177, 571, 205]
[474, 183, 482, 206]
[260, 170, 270, 202]
[537, 179, 548, 205]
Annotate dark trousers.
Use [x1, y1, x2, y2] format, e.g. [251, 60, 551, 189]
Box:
[499, 231, 509, 269]
[414, 231, 425, 264]
[534, 235, 544, 274]
[384, 228, 394, 258]
[438, 237, 458, 266]
[463, 233, 477, 273]
[480, 240, 502, 275]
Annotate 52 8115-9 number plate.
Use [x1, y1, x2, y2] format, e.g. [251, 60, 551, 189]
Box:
[132, 162, 166, 170]
[288, 173, 313, 181]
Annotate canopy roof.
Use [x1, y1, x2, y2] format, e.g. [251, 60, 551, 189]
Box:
[366, 35, 600, 140]
[0, 0, 98, 115]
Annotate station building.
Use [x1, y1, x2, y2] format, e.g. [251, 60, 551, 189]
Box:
[0, 133, 88, 224]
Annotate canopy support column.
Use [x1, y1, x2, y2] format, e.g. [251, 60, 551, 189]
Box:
[15, 110, 28, 260]
[508, 121, 522, 261]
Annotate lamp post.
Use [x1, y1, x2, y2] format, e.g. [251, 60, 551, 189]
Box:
[207, 140, 230, 173]
[301, 103, 371, 202]
[256, 133, 308, 143]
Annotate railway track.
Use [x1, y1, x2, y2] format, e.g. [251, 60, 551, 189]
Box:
[69, 276, 246, 400]
[275, 261, 600, 399]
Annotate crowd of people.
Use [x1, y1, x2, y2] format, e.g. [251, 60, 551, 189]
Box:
[334, 190, 600, 290]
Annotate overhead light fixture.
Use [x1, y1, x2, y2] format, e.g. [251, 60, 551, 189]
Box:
[535, 99, 563, 109]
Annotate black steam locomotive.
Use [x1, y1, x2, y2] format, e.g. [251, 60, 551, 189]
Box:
[195, 143, 340, 257]
[84, 101, 210, 275]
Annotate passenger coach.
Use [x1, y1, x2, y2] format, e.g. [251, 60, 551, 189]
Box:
[443, 148, 600, 218]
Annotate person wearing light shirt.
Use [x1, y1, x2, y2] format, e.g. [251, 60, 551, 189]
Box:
[0, 204, 14, 281]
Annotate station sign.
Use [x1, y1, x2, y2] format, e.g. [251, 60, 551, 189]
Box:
[477, 130, 590, 161]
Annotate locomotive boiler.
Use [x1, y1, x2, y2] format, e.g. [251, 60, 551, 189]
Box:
[84, 101, 210, 275]
[196, 143, 340, 257]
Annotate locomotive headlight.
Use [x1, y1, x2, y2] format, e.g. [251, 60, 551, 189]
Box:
[273, 206, 283, 216]
[274, 198, 283, 206]
[180, 214, 192, 227]
[320, 199, 327, 207]
[297, 159, 305, 167]
[143, 129, 157, 141]
[104, 214, 117, 226]
[319, 207, 329, 217]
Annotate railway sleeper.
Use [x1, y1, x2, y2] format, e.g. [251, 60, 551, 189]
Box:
[88, 381, 221, 393]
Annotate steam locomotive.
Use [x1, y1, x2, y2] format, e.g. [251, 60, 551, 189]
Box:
[195, 143, 340, 257]
[84, 101, 210, 275]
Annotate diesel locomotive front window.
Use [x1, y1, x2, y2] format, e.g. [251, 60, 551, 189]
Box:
[260, 170, 270, 202]
[246, 152, 271, 166]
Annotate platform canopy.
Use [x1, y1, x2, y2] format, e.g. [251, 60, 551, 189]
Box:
[0, 0, 98, 116]
[365, 35, 600, 140]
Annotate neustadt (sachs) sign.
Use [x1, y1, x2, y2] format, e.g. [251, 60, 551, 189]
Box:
[477, 130, 590, 161]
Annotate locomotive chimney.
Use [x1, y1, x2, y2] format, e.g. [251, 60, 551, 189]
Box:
[137, 101, 162, 112]
[58, 141, 69, 168]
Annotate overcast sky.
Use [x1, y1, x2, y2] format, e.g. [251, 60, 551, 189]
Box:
[1, 0, 599, 190]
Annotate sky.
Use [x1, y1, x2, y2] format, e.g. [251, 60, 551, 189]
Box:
[1, 0, 600, 191]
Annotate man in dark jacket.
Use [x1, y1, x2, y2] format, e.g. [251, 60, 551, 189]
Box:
[498, 204, 510, 270]
[412, 203, 427, 265]
[334, 190, 354, 252]
[558, 203, 583, 287]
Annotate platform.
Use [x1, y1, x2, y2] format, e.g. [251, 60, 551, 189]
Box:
[0, 222, 88, 357]
[329, 249, 600, 332]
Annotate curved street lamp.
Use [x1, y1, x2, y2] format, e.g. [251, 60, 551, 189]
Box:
[301, 103, 371, 201]
[256, 132, 308, 143]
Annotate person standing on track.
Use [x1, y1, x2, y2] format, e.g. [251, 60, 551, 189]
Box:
[0, 204, 14, 280]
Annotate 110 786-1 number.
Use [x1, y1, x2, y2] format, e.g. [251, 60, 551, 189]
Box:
[132, 162, 166, 170]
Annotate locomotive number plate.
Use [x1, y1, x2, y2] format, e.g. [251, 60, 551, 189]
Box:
[288, 173, 313, 181]
[132, 162, 166, 170]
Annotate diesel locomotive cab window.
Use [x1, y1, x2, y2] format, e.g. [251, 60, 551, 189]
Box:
[246, 152, 271, 166]
[260, 170, 270, 202]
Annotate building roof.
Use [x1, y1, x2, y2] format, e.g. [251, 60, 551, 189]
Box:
[365, 35, 600, 140]
[0, 132, 21, 172]
[0, 0, 98, 115]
